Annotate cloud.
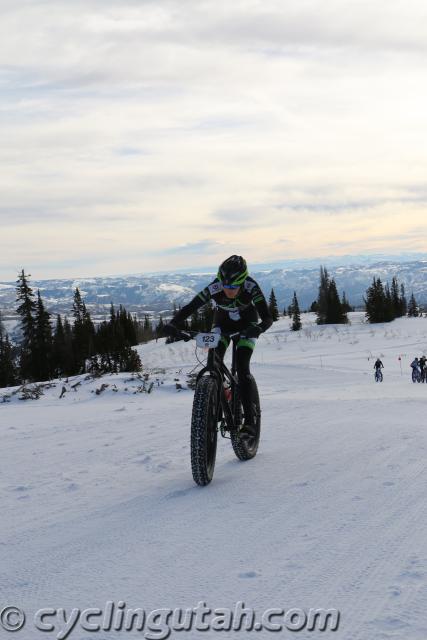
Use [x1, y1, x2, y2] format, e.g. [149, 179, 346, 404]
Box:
[114, 147, 150, 157]
[156, 240, 225, 256]
[1, 1, 427, 278]
[188, 2, 427, 54]
[212, 208, 261, 225]
[324, 227, 427, 253]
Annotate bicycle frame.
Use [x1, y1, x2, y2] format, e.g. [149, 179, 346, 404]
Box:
[195, 334, 241, 435]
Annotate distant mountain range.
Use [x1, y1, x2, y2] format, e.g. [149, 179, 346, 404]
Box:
[1, 258, 426, 325]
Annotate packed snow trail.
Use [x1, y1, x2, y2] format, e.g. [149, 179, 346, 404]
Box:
[1, 314, 426, 639]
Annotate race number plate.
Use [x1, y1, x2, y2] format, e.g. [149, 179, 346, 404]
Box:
[196, 332, 221, 349]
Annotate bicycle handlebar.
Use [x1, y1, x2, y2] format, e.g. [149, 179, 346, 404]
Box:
[176, 329, 241, 342]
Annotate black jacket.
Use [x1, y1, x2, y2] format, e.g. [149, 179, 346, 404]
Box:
[171, 276, 273, 332]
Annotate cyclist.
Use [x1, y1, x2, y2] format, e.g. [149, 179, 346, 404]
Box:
[410, 357, 420, 381]
[374, 358, 384, 380]
[374, 358, 384, 371]
[419, 355, 426, 382]
[163, 255, 273, 434]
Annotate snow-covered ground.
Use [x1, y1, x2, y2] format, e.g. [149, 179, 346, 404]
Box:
[1, 313, 427, 639]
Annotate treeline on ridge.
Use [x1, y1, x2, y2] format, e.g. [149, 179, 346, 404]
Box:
[0, 270, 157, 388]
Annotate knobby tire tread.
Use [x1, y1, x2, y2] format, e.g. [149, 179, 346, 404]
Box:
[191, 375, 218, 486]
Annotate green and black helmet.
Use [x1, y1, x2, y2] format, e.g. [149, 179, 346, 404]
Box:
[217, 255, 248, 287]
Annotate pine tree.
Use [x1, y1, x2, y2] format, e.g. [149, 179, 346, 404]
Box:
[73, 288, 85, 324]
[82, 302, 96, 356]
[0, 332, 17, 388]
[391, 277, 401, 318]
[72, 288, 86, 372]
[118, 345, 142, 372]
[109, 302, 116, 325]
[15, 269, 37, 381]
[291, 291, 302, 331]
[141, 314, 153, 342]
[316, 266, 330, 324]
[316, 267, 348, 324]
[87, 302, 141, 374]
[52, 314, 76, 377]
[408, 293, 419, 317]
[33, 289, 53, 381]
[52, 315, 65, 377]
[365, 277, 387, 323]
[268, 289, 279, 321]
[126, 310, 138, 345]
[72, 289, 96, 372]
[156, 316, 164, 337]
[327, 278, 348, 323]
[384, 283, 394, 322]
[62, 317, 76, 375]
[400, 283, 407, 316]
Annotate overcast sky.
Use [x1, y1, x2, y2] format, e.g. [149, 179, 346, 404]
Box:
[1, 0, 427, 280]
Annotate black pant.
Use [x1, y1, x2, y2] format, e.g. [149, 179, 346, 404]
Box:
[214, 339, 255, 424]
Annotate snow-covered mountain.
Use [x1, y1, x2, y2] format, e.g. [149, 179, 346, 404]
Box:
[1, 259, 427, 321]
[2, 313, 427, 638]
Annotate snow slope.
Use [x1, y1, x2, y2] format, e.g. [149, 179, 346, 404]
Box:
[1, 313, 427, 639]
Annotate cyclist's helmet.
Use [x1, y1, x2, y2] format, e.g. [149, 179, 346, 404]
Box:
[217, 255, 248, 286]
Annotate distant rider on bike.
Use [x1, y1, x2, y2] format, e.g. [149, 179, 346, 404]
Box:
[410, 357, 420, 378]
[163, 255, 273, 432]
[419, 355, 426, 381]
[374, 358, 384, 371]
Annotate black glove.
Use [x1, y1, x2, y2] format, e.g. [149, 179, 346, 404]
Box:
[162, 323, 179, 338]
[243, 324, 262, 339]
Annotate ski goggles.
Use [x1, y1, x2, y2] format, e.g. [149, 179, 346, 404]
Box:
[222, 283, 240, 290]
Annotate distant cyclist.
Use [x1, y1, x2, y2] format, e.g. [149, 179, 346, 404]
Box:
[374, 358, 384, 371]
[374, 358, 384, 381]
[411, 357, 421, 382]
[419, 355, 426, 382]
[163, 255, 273, 434]
[411, 357, 420, 371]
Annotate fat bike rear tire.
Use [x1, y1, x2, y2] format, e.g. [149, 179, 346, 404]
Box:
[230, 375, 261, 461]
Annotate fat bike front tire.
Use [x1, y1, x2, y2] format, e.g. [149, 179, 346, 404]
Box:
[191, 375, 219, 486]
[231, 375, 261, 461]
